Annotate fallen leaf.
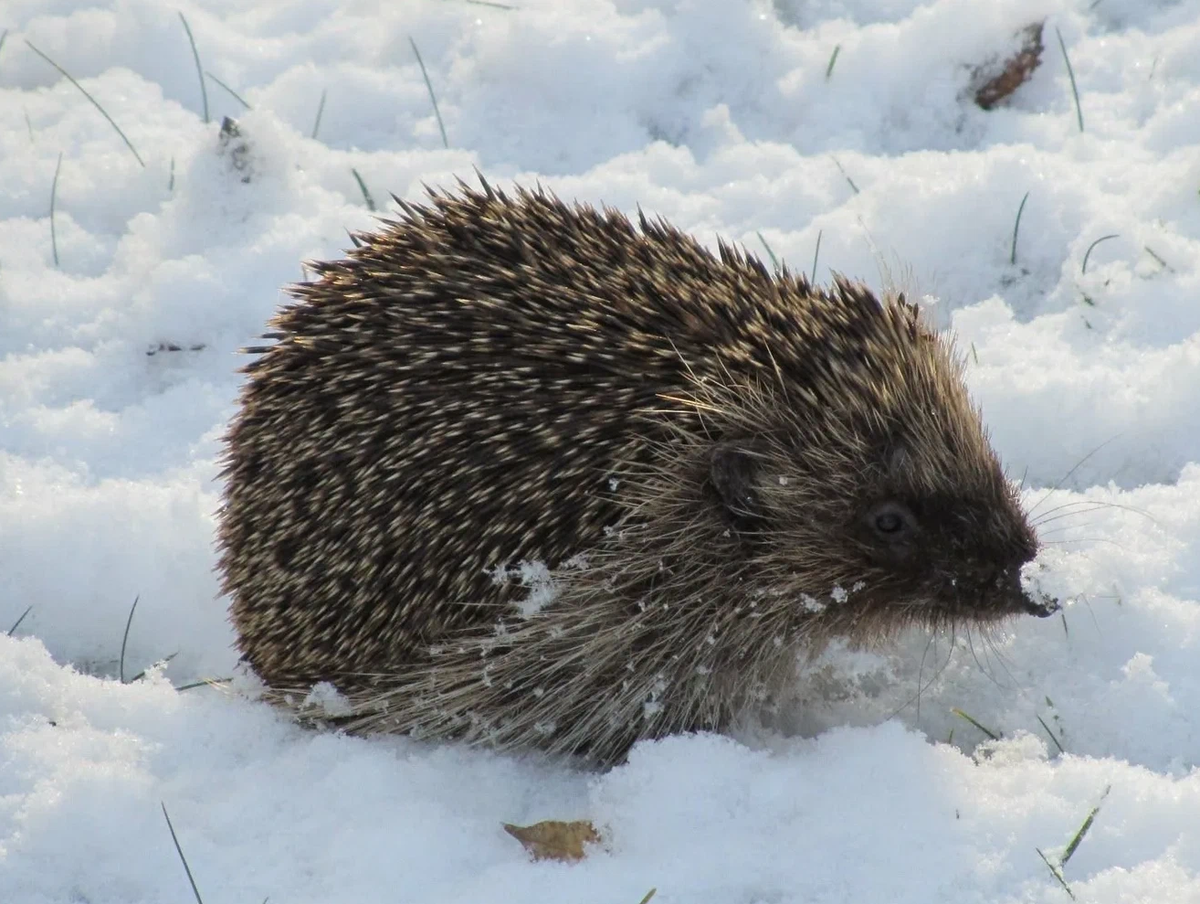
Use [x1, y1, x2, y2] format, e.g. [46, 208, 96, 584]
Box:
[502, 819, 602, 862]
[973, 21, 1045, 110]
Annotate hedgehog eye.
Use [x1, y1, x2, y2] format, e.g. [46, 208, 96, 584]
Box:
[867, 501, 917, 541]
[876, 511, 903, 533]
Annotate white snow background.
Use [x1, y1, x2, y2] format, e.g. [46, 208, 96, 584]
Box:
[2, 0, 1200, 901]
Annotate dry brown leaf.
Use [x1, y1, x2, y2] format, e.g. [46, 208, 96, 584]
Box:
[502, 819, 602, 862]
[973, 21, 1045, 110]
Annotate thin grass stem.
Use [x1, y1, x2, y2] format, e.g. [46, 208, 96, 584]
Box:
[7, 605, 32, 636]
[410, 38, 449, 149]
[825, 45, 841, 79]
[178, 13, 209, 123]
[161, 803, 206, 904]
[50, 152, 63, 267]
[120, 594, 139, 684]
[1081, 234, 1118, 274]
[756, 232, 780, 271]
[1010, 191, 1030, 266]
[25, 40, 145, 167]
[205, 72, 252, 109]
[312, 88, 327, 139]
[951, 707, 1000, 741]
[1055, 27, 1084, 132]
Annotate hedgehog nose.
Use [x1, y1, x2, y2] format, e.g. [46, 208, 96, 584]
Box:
[999, 567, 1059, 617]
[1021, 594, 1060, 618]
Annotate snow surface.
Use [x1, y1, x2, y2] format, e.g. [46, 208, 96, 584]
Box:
[2, 0, 1199, 901]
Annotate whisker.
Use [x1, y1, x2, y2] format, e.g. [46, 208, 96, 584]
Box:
[915, 631, 938, 721]
[964, 629, 1008, 691]
[1035, 520, 1106, 537]
[1079, 594, 1104, 635]
[980, 631, 1024, 698]
[1032, 499, 1158, 527]
[1027, 437, 1122, 517]
[1040, 538, 1130, 551]
[885, 633, 953, 720]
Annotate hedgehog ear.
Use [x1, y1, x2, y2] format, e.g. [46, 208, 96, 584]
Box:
[710, 443, 760, 520]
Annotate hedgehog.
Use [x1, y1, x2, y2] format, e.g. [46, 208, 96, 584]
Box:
[216, 179, 1057, 766]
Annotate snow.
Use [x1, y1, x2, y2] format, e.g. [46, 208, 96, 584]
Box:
[1, 0, 1199, 901]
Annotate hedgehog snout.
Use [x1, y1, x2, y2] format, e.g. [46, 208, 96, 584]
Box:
[991, 564, 1058, 617]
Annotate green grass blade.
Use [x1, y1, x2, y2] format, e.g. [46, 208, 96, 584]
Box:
[312, 88, 327, 139]
[119, 594, 139, 683]
[161, 803, 206, 904]
[1081, 234, 1118, 274]
[352, 168, 377, 211]
[49, 152, 63, 267]
[1055, 27, 1084, 132]
[410, 38, 449, 149]
[205, 72, 252, 109]
[7, 605, 32, 636]
[25, 40, 145, 167]
[1010, 190, 1030, 266]
[178, 13, 209, 123]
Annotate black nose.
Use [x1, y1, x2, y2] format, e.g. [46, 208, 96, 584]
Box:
[997, 567, 1058, 618]
[1021, 594, 1060, 618]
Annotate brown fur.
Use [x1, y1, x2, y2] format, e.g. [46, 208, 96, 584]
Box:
[217, 179, 1054, 765]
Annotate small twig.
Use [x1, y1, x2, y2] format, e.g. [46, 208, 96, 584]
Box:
[0, 29, 8, 59]
[162, 803, 206, 904]
[25, 40, 145, 167]
[311, 88, 327, 139]
[1081, 234, 1118, 274]
[636, 890, 657, 904]
[410, 38, 448, 149]
[178, 13, 209, 124]
[1010, 190, 1030, 266]
[205, 72, 252, 109]
[50, 152, 63, 268]
[756, 231, 780, 271]
[7, 605, 33, 636]
[24, 107, 35, 142]
[351, 168, 377, 211]
[168, 156, 175, 192]
[951, 707, 1000, 741]
[1055, 27, 1084, 132]
[825, 45, 841, 80]
[464, 0, 516, 7]
[810, 229, 822, 283]
[120, 594, 139, 684]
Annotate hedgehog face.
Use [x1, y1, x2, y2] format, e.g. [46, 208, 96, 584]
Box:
[708, 434, 1056, 638]
[851, 488, 1053, 623]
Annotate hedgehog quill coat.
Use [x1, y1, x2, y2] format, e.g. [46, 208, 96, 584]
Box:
[218, 181, 1055, 765]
